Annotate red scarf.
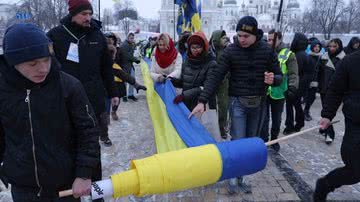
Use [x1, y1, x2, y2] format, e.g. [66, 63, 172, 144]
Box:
[155, 37, 178, 69]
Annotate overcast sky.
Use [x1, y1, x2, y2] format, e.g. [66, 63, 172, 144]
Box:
[1, 0, 344, 19]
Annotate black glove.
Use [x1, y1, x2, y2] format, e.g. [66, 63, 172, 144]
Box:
[134, 82, 147, 93]
[168, 76, 182, 87]
[286, 86, 297, 100]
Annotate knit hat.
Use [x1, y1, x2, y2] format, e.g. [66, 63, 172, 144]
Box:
[236, 16, 258, 36]
[3, 23, 53, 66]
[68, 0, 93, 16]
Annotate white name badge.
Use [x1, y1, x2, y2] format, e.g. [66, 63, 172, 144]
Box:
[66, 42, 79, 63]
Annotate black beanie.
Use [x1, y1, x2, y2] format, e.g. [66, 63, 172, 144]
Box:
[3, 23, 53, 66]
[236, 16, 258, 36]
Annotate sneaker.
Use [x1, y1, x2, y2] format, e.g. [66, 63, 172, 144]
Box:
[101, 137, 113, 147]
[227, 178, 238, 195]
[237, 177, 252, 194]
[128, 95, 138, 102]
[122, 97, 128, 102]
[283, 128, 295, 135]
[271, 143, 281, 152]
[304, 111, 313, 121]
[111, 111, 118, 121]
[325, 136, 333, 144]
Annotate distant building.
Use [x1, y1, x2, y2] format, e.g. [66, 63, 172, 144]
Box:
[159, 0, 302, 38]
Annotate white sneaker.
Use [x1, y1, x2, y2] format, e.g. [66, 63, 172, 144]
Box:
[325, 136, 333, 144]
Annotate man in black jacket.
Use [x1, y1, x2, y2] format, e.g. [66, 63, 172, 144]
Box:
[314, 51, 360, 201]
[47, 1, 118, 194]
[0, 23, 99, 202]
[190, 16, 282, 194]
[117, 33, 141, 102]
[283, 33, 308, 135]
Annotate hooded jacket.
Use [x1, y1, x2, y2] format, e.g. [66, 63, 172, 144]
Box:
[344, 37, 360, 55]
[209, 30, 226, 62]
[0, 56, 99, 196]
[198, 30, 282, 103]
[179, 32, 217, 110]
[290, 33, 311, 95]
[47, 15, 116, 115]
[117, 39, 139, 73]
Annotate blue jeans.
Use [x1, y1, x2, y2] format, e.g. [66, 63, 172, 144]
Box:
[127, 67, 135, 97]
[229, 96, 266, 140]
[260, 96, 285, 142]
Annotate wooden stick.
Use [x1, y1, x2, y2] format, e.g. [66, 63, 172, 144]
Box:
[265, 120, 340, 146]
[59, 190, 73, 198]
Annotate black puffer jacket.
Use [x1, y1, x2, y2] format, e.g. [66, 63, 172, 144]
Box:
[198, 34, 282, 103]
[0, 56, 100, 196]
[290, 33, 310, 96]
[181, 54, 217, 110]
[47, 15, 115, 115]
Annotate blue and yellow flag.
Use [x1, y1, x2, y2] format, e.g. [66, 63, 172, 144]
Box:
[175, 0, 202, 35]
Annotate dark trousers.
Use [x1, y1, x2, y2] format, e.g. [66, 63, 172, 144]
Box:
[304, 87, 317, 112]
[260, 97, 285, 142]
[320, 94, 335, 139]
[98, 113, 109, 140]
[321, 118, 360, 191]
[11, 186, 80, 202]
[285, 95, 304, 130]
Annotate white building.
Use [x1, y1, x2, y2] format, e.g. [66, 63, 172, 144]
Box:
[160, 0, 301, 38]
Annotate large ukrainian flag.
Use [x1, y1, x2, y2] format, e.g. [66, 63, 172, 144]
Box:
[176, 0, 202, 35]
[109, 59, 268, 198]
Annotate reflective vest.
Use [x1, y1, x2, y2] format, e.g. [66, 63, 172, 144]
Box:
[145, 47, 153, 58]
[267, 48, 292, 100]
[113, 63, 123, 83]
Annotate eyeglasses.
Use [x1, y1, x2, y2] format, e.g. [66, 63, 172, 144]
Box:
[190, 45, 203, 50]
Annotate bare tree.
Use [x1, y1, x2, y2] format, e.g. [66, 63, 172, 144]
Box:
[311, 0, 345, 39]
[19, 0, 68, 30]
[113, 0, 138, 36]
[343, 0, 360, 33]
[102, 8, 114, 32]
[290, 9, 319, 34]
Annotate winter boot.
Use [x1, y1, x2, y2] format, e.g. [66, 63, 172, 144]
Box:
[304, 110, 313, 121]
[313, 177, 334, 202]
[111, 111, 118, 121]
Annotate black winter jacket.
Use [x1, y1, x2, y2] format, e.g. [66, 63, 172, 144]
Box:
[314, 51, 346, 94]
[0, 56, 100, 196]
[180, 55, 217, 111]
[321, 51, 360, 142]
[198, 37, 282, 103]
[47, 15, 115, 115]
[290, 33, 310, 96]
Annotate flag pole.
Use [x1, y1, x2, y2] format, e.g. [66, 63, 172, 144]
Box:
[174, 1, 176, 40]
[272, 0, 284, 50]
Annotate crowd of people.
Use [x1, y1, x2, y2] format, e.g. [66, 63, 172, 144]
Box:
[0, 0, 359, 201]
